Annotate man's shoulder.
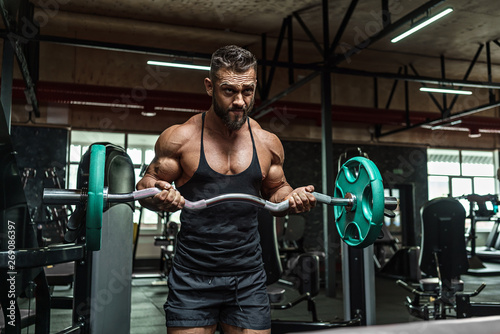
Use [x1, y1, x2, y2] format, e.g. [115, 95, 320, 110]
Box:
[249, 118, 280, 145]
[155, 114, 202, 155]
[161, 113, 202, 139]
[249, 117, 284, 160]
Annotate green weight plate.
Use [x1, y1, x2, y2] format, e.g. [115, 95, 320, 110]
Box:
[86, 144, 106, 251]
[334, 157, 384, 248]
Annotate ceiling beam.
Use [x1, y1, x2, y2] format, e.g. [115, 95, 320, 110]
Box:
[332, 0, 446, 65]
[35, 33, 213, 61]
[376, 99, 500, 138]
[332, 67, 500, 90]
[448, 43, 484, 112]
[329, 0, 359, 55]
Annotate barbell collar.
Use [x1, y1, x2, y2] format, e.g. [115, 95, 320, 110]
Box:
[43, 188, 87, 205]
[384, 197, 399, 211]
[312, 191, 354, 207]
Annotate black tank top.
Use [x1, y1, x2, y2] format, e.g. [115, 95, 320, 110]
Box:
[175, 113, 263, 275]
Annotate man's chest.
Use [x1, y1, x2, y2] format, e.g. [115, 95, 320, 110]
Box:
[180, 135, 271, 178]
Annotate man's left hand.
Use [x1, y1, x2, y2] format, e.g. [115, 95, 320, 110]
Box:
[286, 185, 317, 213]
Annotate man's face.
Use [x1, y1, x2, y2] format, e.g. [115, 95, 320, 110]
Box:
[209, 68, 256, 131]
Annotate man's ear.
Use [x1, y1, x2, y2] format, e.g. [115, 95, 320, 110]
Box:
[204, 78, 213, 96]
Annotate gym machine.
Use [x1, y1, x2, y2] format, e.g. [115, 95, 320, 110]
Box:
[397, 197, 500, 320]
[1, 142, 135, 334]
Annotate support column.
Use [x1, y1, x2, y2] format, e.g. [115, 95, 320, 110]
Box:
[321, 0, 336, 298]
[321, 69, 336, 297]
[1, 39, 14, 133]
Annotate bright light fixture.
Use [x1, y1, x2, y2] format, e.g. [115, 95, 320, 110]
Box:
[141, 111, 157, 117]
[147, 61, 210, 71]
[391, 7, 454, 43]
[420, 87, 472, 95]
[69, 101, 144, 109]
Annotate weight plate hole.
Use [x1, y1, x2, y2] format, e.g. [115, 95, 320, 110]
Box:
[345, 222, 361, 241]
[362, 184, 373, 222]
[334, 185, 345, 220]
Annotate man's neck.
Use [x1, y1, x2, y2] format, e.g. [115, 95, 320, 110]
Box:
[205, 108, 246, 138]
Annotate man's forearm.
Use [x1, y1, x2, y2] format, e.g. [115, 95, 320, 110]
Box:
[267, 184, 294, 217]
[136, 175, 161, 212]
[138, 197, 161, 212]
[268, 183, 293, 203]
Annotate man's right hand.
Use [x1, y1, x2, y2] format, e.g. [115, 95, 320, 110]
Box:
[152, 181, 185, 212]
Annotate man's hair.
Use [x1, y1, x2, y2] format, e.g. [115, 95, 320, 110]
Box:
[209, 45, 257, 82]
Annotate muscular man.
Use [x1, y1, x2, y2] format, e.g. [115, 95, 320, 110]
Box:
[136, 45, 316, 334]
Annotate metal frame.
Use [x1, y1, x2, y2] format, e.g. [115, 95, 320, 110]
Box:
[342, 243, 376, 326]
[376, 42, 495, 137]
[0, 0, 39, 117]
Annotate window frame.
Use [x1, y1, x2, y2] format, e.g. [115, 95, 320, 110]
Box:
[427, 148, 499, 232]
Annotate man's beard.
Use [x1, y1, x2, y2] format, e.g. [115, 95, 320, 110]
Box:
[213, 95, 254, 131]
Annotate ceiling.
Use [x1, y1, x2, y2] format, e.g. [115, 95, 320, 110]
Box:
[37, 0, 500, 78]
[4, 0, 500, 139]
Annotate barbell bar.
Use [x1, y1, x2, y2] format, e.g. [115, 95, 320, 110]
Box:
[43, 145, 398, 251]
[44, 187, 395, 211]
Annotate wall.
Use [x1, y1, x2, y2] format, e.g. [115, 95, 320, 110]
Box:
[10, 125, 69, 244]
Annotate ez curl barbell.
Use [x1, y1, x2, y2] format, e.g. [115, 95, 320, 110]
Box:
[43, 145, 398, 251]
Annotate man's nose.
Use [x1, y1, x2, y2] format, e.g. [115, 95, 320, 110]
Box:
[233, 93, 245, 108]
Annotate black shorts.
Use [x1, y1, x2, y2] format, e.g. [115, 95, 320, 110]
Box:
[164, 264, 271, 330]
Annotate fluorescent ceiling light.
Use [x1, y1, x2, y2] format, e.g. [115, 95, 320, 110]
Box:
[154, 106, 201, 113]
[430, 119, 462, 130]
[141, 111, 157, 117]
[391, 7, 454, 43]
[420, 87, 472, 95]
[69, 101, 144, 109]
[147, 61, 210, 71]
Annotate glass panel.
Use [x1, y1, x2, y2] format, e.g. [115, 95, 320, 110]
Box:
[427, 161, 461, 175]
[142, 209, 160, 230]
[427, 148, 461, 175]
[459, 199, 470, 218]
[71, 130, 125, 147]
[474, 177, 496, 195]
[68, 164, 79, 189]
[134, 168, 142, 184]
[383, 188, 400, 231]
[128, 133, 158, 147]
[133, 209, 141, 224]
[145, 149, 155, 164]
[427, 148, 459, 161]
[462, 151, 494, 177]
[70, 144, 82, 163]
[127, 148, 142, 165]
[428, 175, 449, 199]
[82, 145, 89, 156]
[451, 178, 472, 198]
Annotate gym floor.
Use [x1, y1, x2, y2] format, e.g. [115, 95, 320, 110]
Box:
[28, 261, 500, 333]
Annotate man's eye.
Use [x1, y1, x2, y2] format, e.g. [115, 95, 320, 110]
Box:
[224, 88, 234, 93]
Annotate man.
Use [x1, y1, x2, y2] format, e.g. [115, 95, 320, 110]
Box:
[136, 45, 316, 334]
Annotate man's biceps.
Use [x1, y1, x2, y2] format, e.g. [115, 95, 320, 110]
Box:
[267, 164, 286, 180]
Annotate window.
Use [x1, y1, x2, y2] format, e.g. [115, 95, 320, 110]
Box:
[68, 131, 162, 232]
[428, 149, 497, 199]
[427, 148, 498, 231]
[127, 134, 159, 231]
